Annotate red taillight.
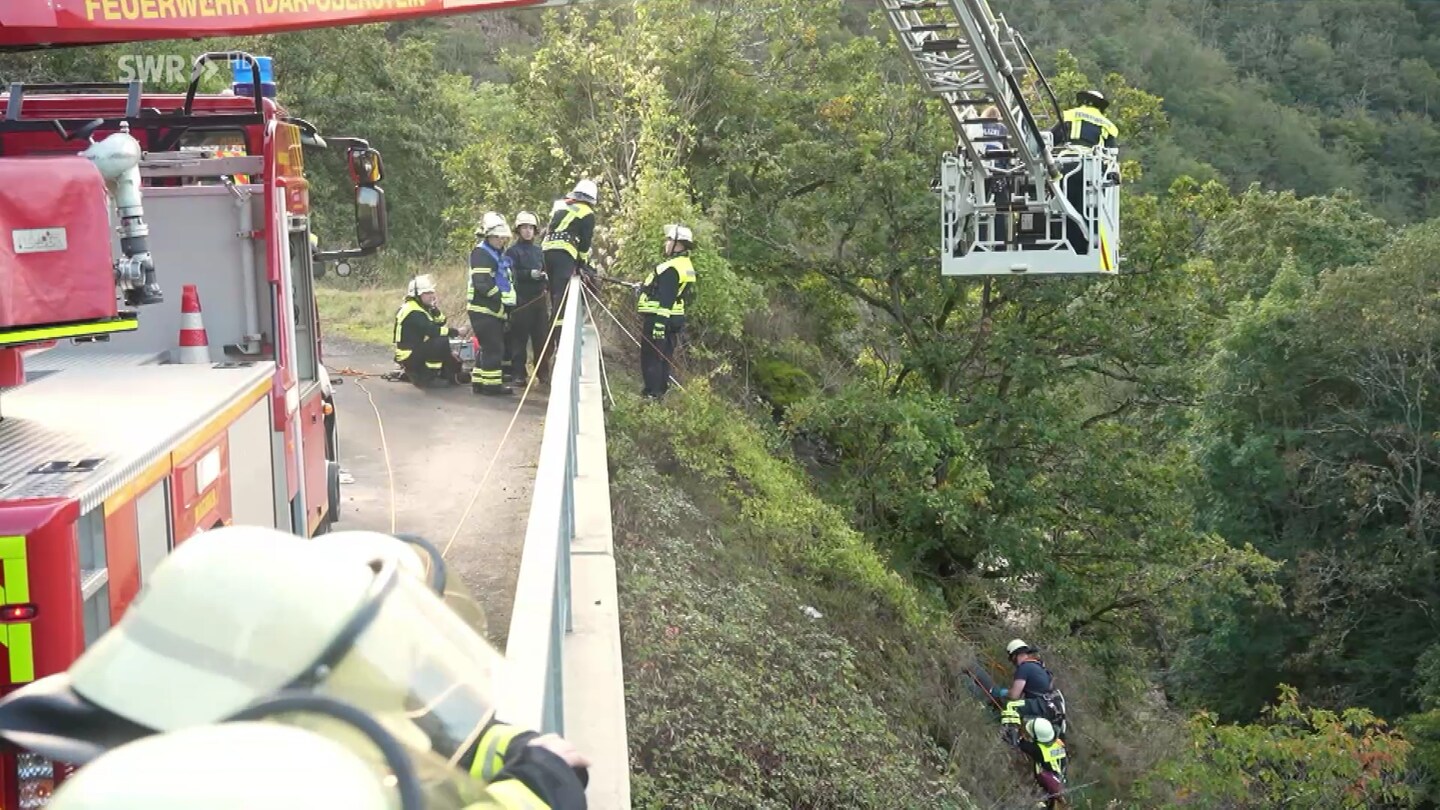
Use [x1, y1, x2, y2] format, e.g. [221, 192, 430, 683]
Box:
[0, 604, 36, 622]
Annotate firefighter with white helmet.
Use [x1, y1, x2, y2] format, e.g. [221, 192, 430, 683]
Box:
[1017, 716, 1067, 809]
[395, 273, 464, 387]
[662, 223, 698, 359]
[635, 222, 694, 399]
[0, 526, 589, 806]
[541, 179, 599, 342]
[469, 212, 516, 395]
[998, 639, 1068, 743]
[504, 210, 551, 387]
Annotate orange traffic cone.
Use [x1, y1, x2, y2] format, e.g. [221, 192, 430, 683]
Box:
[175, 284, 211, 364]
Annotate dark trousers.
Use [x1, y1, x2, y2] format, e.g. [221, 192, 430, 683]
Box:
[541, 251, 578, 377]
[507, 294, 551, 383]
[640, 314, 674, 397]
[400, 336, 460, 386]
[469, 311, 507, 389]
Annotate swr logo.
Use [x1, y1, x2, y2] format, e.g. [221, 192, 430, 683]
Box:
[116, 55, 222, 86]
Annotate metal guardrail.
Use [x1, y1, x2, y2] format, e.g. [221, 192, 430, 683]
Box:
[503, 276, 583, 733]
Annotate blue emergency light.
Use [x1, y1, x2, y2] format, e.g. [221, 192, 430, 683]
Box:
[231, 56, 276, 99]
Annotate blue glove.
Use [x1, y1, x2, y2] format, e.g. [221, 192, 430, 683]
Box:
[990, 687, 1009, 700]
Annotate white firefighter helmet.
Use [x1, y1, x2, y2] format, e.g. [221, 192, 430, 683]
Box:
[1006, 638, 1031, 657]
[64, 525, 504, 762]
[46, 722, 389, 810]
[551, 198, 568, 215]
[309, 531, 489, 637]
[514, 211, 539, 228]
[663, 223, 694, 244]
[569, 178, 598, 204]
[478, 211, 511, 239]
[1025, 716, 1057, 744]
[407, 274, 437, 298]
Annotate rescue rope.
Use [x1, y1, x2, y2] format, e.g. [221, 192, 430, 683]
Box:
[440, 282, 569, 559]
[352, 376, 398, 535]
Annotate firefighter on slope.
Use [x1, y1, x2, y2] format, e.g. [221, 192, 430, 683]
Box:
[469, 212, 517, 396]
[394, 274, 464, 387]
[46, 719, 592, 810]
[0, 527, 589, 808]
[505, 210, 551, 387]
[542, 179, 598, 337]
[998, 639, 1068, 742]
[1016, 717, 1068, 809]
[636, 223, 693, 399]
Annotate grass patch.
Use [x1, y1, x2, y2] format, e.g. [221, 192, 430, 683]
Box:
[608, 372, 1054, 809]
[316, 263, 471, 347]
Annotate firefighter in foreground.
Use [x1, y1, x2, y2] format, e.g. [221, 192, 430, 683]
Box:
[998, 639, 1068, 742]
[0, 526, 590, 808]
[505, 210, 551, 387]
[542, 179, 598, 341]
[469, 212, 516, 396]
[1015, 717, 1068, 809]
[394, 274, 465, 387]
[635, 223, 693, 399]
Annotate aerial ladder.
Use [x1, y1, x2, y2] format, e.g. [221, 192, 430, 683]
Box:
[879, 0, 1121, 275]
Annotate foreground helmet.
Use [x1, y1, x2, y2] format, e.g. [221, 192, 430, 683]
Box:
[0, 526, 504, 764]
[569, 178, 598, 205]
[406, 274, 437, 298]
[48, 723, 391, 810]
[514, 211, 539, 228]
[662, 223, 694, 245]
[1077, 89, 1108, 112]
[1025, 717, 1057, 745]
[478, 211, 511, 239]
[1006, 638, 1031, 657]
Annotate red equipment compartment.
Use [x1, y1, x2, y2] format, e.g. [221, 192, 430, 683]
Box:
[0, 156, 117, 330]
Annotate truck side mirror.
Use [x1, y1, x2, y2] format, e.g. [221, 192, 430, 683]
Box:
[356, 185, 387, 252]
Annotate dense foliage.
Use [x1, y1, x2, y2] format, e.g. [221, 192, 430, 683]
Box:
[9, 0, 1440, 803]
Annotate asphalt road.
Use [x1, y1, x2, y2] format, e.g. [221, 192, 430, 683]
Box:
[320, 334, 547, 650]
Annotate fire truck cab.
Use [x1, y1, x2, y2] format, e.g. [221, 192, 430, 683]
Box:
[0, 52, 388, 806]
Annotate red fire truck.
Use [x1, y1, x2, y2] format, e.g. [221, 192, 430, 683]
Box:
[0, 59, 389, 806]
[0, 2, 569, 805]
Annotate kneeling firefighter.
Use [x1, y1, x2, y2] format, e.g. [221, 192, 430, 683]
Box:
[0, 526, 589, 809]
[395, 274, 465, 387]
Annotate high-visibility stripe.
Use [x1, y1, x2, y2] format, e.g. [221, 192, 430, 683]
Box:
[477, 779, 547, 809]
[0, 535, 35, 683]
[1098, 222, 1114, 273]
[0, 316, 139, 348]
